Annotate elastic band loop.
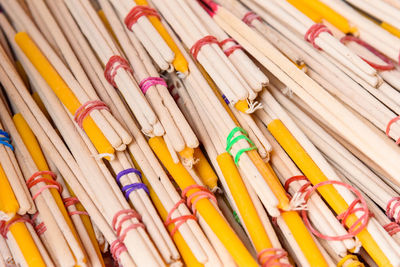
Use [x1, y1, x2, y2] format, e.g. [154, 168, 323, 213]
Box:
[301, 180, 370, 241]
[74, 100, 109, 129]
[340, 35, 395, 71]
[122, 183, 150, 199]
[219, 38, 243, 57]
[190, 35, 219, 60]
[63, 197, 89, 217]
[386, 197, 400, 223]
[386, 117, 400, 144]
[112, 209, 145, 242]
[139, 77, 167, 94]
[305, 23, 332, 50]
[284, 175, 309, 191]
[26, 171, 62, 200]
[242, 11, 262, 26]
[222, 94, 230, 105]
[110, 239, 127, 264]
[165, 199, 197, 237]
[181, 185, 217, 214]
[226, 127, 257, 165]
[0, 216, 32, 238]
[232, 211, 242, 225]
[116, 168, 142, 185]
[104, 55, 132, 87]
[0, 130, 13, 151]
[257, 248, 291, 267]
[124, 6, 160, 30]
[383, 222, 400, 236]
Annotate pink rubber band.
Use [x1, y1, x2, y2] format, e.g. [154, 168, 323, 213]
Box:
[190, 35, 219, 60]
[257, 248, 291, 267]
[26, 171, 62, 200]
[305, 23, 332, 50]
[340, 35, 395, 71]
[110, 239, 127, 263]
[74, 100, 109, 129]
[219, 38, 243, 57]
[181, 185, 217, 214]
[383, 222, 400, 236]
[386, 197, 400, 223]
[165, 199, 197, 237]
[242, 11, 262, 26]
[63, 197, 89, 217]
[112, 209, 145, 242]
[301, 180, 370, 241]
[104, 55, 132, 87]
[386, 117, 400, 144]
[139, 77, 167, 94]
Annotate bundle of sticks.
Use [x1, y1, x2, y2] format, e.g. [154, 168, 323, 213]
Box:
[0, 0, 400, 266]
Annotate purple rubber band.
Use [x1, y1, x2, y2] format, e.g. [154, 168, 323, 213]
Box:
[122, 183, 150, 199]
[139, 77, 167, 94]
[222, 94, 230, 104]
[116, 168, 142, 186]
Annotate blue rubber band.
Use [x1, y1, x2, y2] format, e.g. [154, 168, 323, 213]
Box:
[122, 183, 150, 199]
[0, 130, 13, 151]
[222, 94, 230, 104]
[116, 168, 142, 186]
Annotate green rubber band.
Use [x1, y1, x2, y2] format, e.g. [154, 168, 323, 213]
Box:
[226, 127, 257, 165]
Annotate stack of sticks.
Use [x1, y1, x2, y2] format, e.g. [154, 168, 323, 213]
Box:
[0, 0, 400, 266]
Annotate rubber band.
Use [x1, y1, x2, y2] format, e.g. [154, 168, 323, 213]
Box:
[74, 100, 109, 129]
[190, 35, 219, 60]
[165, 199, 197, 237]
[112, 209, 145, 242]
[110, 239, 127, 263]
[304, 23, 332, 50]
[226, 127, 257, 165]
[181, 185, 217, 215]
[242, 11, 262, 26]
[0, 130, 13, 151]
[284, 175, 309, 192]
[0, 216, 32, 238]
[124, 6, 160, 30]
[383, 222, 400, 236]
[122, 183, 150, 199]
[26, 171, 63, 200]
[340, 35, 395, 71]
[232, 210, 242, 225]
[222, 94, 230, 105]
[300, 180, 370, 241]
[63, 197, 89, 217]
[139, 77, 167, 94]
[219, 38, 243, 57]
[257, 248, 291, 267]
[386, 117, 400, 144]
[386, 197, 400, 223]
[104, 55, 132, 87]
[116, 168, 142, 186]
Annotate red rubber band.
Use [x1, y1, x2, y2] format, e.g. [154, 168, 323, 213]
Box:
[242, 11, 262, 26]
[190, 35, 219, 60]
[257, 248, 291, 267]
[0, 216, 32, 238]
[301, 180, 370, 241]
[26, 171, 62, 200]
[104, 55, 132, 87]
[304, 23, 332, 50]
[383, 222, 400, 236]
[284, 175, 309, 192]
[74, 100, 109, 129]
[386, 197, 400, 223]
[165, 199, 197, 237]
[63, 197, 89, 217]
[220, 38, 243, 57]
[181, 185, 217, 214]
[112, 209, 145, 242]
[124, 6, 160, 30]
[386, 117, 400, 144]
[139, 77, 167, 94]
[340, 35, 395, 71]
[110, 239, 127, 263]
